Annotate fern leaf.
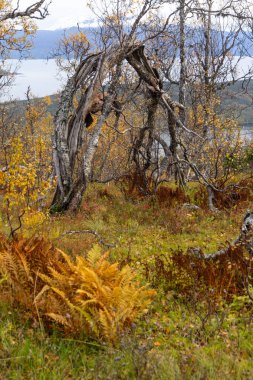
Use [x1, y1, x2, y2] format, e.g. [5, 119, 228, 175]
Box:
[87, 245, 102, 267]
[75, 289, 94, 299]
[46, 313, 72, 327]
[34, 285, 50, 304]
[74, 306, 99, 336]
[16, 251, 33, 283]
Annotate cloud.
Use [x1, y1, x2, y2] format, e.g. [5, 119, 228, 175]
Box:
[12, 0, 94, 30]
[12, 0, 176, 30]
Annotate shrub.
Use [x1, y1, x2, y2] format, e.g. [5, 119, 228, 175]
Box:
[0, 236, 60, 308]
[138, 244, 253, 310]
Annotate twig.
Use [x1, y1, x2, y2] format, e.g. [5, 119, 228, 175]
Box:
[60, 338, 105, 348]
[0, 355, 30, 361]
[58, 230, 116, 248]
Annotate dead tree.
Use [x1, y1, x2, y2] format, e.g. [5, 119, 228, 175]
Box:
[131, 83, 161, 195]
[54, 36, 236, 213]
[51, 48, 124, 212]
[51, 43, 195, 211]
[126, 45, 187, 187]
[52, 53, 104, 211]
[50, 0, 202, 212]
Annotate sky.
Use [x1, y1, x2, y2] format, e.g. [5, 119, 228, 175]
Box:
[13, 0, 95, 30]
[14, 0, 175, 30]
[12, 1, 243, 32]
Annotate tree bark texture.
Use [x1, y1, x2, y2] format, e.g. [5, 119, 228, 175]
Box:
[51, 53, 106, 212]
[51, 51, 122, 212]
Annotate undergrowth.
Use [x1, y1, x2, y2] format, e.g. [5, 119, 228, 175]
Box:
[1, 182, 253, 379]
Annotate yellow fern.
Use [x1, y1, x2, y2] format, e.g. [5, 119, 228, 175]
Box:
[46, 313, 72, 328]
[86, 245, 103, 267]
[0, 236, 156, 344]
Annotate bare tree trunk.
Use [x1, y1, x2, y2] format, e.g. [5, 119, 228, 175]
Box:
[126, 45, 187, 187]
[52, 76, 75, 208]
[69, 64, 122, 212]
[167, 109, 185, 187]
[203, 0, 212, 137]
[179, 0, 187, 124]
[132, 91, 160, 194]
[153, 134, 172, 181]
[52, 57, 122, 213]
[207, 185, 219, 212]
[51, 54, 106, 212]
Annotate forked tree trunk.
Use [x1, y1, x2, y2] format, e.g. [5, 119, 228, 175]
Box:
[51, 43, 190, 213]
[126, 45, 186, 187]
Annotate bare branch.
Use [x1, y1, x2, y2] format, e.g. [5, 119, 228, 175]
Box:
[0, 0, 50, 22]
[58, 229, 116, 248]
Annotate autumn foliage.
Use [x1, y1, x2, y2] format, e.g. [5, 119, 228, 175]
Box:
[138, 242, 253, 311]
[0, 96, 53, 235]
[0, 235, 156, 344]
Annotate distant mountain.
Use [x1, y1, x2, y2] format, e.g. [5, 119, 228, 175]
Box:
[11, 27, 97, 59]
[10, 26, 253, 60]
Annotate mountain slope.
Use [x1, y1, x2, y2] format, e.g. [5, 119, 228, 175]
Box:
[11, 26, 253, 60]
[11, 27, 96, 59]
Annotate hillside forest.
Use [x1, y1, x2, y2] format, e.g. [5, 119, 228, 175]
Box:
[2, 0, 253, 379]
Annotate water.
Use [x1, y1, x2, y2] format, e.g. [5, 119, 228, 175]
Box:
[3, 55, 253, 101]
[1, 59, 253, 144]
[241, 125, 253, 141]
[2, 59, 67, 101]
[160, 125, 253, 151]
